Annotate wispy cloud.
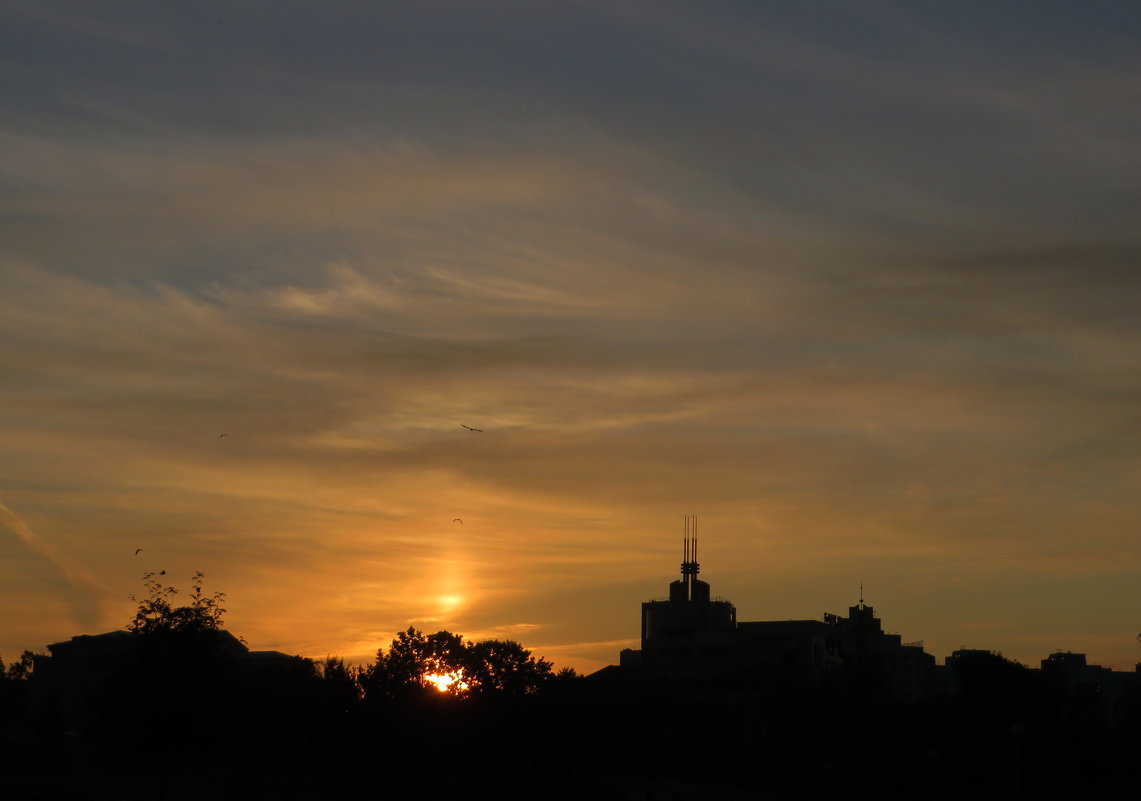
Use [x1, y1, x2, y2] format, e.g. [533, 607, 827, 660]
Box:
[0, 501, 104, 630]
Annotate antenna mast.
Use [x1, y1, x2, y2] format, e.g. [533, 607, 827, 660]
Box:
[680, 514, 700, 600]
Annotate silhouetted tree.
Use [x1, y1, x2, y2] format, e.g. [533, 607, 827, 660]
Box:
[463, 638, 553, 695]
[950, 650, 1036, 700]
[354, 627, 562, 796]
[129, 570, 227, 637]
[363, 627, 554, 701]
[317, 656, 362, 711]
[0, 650, 40, 736]
[104, 572, 243, 750]
[364, 627, 465, 699]
[2, 650, 36, 681]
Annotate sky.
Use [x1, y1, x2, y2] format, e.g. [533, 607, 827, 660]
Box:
[1, 1, 1138, 674]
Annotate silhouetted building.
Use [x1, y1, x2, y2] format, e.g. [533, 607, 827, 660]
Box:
[1040, 650, 1135, 726]
[30, 631, 138, 734]
[618, 524, 946, 697]
[31, 629, 293, 735]
[824, 596, 947, 700]
[625, 517, 737, 668]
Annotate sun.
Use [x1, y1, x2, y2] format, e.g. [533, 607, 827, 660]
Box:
[424, 671, 468, 693]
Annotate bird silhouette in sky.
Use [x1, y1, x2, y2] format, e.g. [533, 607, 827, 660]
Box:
[460, 424, 483, 432]
[218, 433, 228, 438]
[134, 548, 143, 555]
[453, 518, 463, 524]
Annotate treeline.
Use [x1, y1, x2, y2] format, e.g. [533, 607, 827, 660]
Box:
[2, 639, 587, 799]
[1, 574, 596, 799]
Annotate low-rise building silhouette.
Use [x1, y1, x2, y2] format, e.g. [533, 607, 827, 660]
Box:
[1040, 650, 1134, 726]
[30, 629, 296, 735]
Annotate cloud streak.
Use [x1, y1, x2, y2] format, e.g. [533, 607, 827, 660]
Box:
[0, 501, 104, 630]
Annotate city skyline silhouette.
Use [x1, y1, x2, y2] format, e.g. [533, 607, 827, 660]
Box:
[3, 556, 1137, 800]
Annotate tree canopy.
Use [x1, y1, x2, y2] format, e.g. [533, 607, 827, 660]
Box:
[364, 627, 553, 699]
[1, 650, 36, 681]
[128, 570, 227, 638]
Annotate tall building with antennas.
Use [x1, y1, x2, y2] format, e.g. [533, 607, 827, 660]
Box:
[618, 519, 947, 697]
[625, 516, 737, 666]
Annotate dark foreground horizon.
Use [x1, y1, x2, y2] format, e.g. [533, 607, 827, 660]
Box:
[3, 621, 1138, 801]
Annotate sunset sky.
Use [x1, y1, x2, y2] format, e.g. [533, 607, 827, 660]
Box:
[2, 1, 1138, 674]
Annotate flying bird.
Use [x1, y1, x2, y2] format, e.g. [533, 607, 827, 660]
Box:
[218, 433, 228, 438]
[460, 424, 483, 432]
[134, 548, 143, 556]
[453, 518, 463, 524]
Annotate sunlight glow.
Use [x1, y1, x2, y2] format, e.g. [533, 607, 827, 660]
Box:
[424, 671, 468, 693]
[436, 594, 464, 613]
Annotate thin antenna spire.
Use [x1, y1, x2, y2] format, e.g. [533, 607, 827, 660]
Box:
[684, 515, 689, 563]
